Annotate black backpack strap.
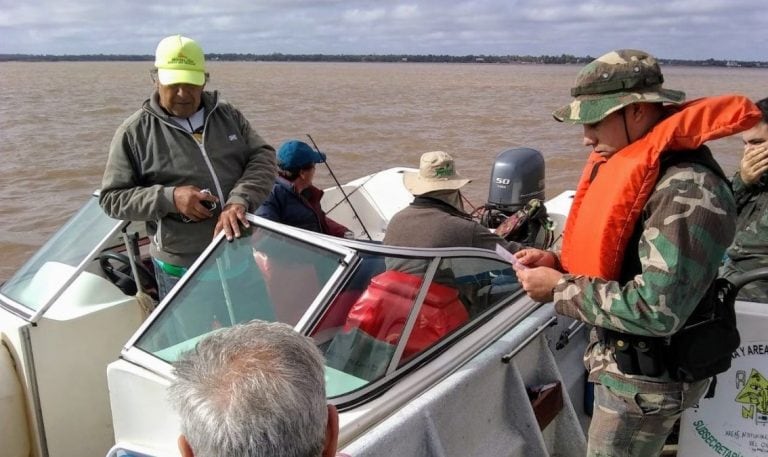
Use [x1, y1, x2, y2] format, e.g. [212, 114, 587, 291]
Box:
[660, 145, 730, 188]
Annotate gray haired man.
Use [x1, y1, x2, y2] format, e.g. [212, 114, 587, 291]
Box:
[169, 320, 339, 457]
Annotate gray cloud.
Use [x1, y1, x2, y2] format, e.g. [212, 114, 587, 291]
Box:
[0, 0, 765, 59]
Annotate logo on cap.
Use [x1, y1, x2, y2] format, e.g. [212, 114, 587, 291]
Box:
[434, 164, 455, 178]
[166, 52, 197, 67]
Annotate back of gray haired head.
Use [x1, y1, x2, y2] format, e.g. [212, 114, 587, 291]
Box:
[169, 320, 327, 457]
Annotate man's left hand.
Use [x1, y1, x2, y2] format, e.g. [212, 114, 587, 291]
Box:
[214, 203, 249, 241]
[513, 264, 563, 303]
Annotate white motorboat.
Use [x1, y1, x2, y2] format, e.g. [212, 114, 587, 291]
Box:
[0, 145, 586, 457]
[2, 151, 765, 457]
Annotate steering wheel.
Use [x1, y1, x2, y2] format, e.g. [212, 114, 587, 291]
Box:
[98, 251, 158, 297]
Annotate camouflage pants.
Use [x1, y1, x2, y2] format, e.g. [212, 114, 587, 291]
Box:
[587, 379, 709, 457]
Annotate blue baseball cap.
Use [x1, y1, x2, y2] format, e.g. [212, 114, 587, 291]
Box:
[277, 140, 327, 169]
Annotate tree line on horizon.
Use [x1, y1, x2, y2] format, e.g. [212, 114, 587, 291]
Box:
[1, 52, 765, 67]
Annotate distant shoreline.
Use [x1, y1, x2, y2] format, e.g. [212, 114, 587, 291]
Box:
[1, 53, 766, 68]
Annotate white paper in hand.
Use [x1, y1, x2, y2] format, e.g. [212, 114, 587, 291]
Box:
[496, 244, 527, 269]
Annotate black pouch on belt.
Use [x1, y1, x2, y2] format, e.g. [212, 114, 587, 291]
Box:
[634, 338, 665, 377]
[598, 328, 664, 377]
[600, 330, 641, 375]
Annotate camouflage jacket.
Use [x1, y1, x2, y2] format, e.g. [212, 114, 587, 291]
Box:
[553, 161, 736, 394]
[721, 172, 768, 303]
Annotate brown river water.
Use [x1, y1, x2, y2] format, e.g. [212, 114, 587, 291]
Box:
[0, 61, 764, 281]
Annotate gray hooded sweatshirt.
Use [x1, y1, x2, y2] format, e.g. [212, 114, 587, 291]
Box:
[100, 90, 276, 267]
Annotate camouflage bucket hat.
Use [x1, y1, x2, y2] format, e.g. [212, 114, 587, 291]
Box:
[553, 49, 686, 124]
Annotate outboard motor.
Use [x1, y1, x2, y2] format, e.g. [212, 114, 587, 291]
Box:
[480, 147, 553, 248]
[487, 147, 545, 214]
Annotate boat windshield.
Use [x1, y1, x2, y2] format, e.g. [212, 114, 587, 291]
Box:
[0, 196, 120, 314]
[134, 225, 346, 361]
[128, 221, 523, 400]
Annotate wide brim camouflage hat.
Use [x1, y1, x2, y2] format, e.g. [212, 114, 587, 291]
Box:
[552, 49, 686, 124]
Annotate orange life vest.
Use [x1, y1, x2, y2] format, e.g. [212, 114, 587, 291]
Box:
[560, 95, 761, 280]
[343, 270, 469, 358]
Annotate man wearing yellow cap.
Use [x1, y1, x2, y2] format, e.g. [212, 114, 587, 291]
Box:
[100, 35, 276, 297]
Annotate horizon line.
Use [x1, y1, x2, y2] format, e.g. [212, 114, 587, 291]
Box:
[1, 53, 766, 66]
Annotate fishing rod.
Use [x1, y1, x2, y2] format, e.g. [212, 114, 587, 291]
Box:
[306, 134, 373, 241]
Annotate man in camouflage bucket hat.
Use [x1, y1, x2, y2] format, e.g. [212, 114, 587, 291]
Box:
[512, 49, 756, 456]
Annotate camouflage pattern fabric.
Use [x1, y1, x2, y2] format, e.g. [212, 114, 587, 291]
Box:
[553, 49, 685, 125]
[587, 380, 709, 457]
[721, 172, 768, 303]
[553, 162, 736, 393]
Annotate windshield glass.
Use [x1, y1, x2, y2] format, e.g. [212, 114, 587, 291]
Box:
[316, 252, 521, 397]
[131, 225, 523, 401]
[136, 226, 344, 362]
[0, 196, 120, 313]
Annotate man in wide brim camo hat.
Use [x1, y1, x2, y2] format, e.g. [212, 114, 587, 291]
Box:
[512, 49, 761, 456]
[384, 150, 522, 275]
[552, 49, 686, 125]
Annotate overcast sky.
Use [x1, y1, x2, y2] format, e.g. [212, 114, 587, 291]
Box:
[1, 0, 766, 60]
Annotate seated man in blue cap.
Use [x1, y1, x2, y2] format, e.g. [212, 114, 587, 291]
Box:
[256, 140, 351, 237]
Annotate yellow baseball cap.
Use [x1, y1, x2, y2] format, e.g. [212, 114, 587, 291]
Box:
[154, 35, 206, 86]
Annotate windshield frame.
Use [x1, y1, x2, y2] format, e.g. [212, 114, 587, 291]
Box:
[120, 214, 357, 375]
[118, 215, 529, 405]
[310, 242, 530, 407]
